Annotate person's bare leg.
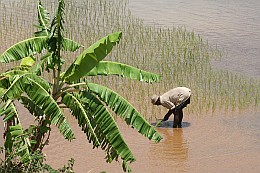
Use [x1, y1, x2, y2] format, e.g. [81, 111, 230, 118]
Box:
[173, 109, 180, 128]
[178, 109, 183, 128]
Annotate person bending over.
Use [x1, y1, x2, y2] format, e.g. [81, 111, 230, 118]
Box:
[151, 87, 191, 128]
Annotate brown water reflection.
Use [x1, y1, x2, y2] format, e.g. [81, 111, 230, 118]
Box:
[1, 108, 260, 173]
[44, 109, 260, 173]
[147, 128, 189, 173]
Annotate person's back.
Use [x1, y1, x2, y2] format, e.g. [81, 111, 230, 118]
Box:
[159, 87, 191, 110]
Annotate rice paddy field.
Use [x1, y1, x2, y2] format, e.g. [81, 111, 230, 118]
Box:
[1, 0, 260, 172]
[1, 0, 259, 120]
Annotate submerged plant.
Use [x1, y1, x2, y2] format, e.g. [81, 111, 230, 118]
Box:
[0, 0, 162, 172]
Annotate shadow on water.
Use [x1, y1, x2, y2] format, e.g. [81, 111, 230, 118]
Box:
[151, 121, 191, 128]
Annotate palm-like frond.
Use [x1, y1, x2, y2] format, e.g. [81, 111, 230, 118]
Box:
[87, 61, 162, 83]
[35, 0, 50, 37]
[19, 96, 44, 118]
[30, 52, 53, 75]
[88, 83, 162, 142]
[0, 102, 31, 163]
[51, 0, 65, 38]
[0, 37, 48, 63]
[62, 38, 82, 52]
[0, 36, 80, 65]
[78, 91, 135, 172]
[62, 32, 122, 82]
[61, 92, 100, 147]
[3, 69, 29, 80]
[2, 75, 74, 140]
[0, 101, 18, 122]
[1, 73, 50, 92]
[28, 38, 81, 75]
[48, 0, 65, 54]
[0, 66, 30, 86]
[6, 123, 31, 163]
[35, 0, 81, 51]
[1, 70, 48, 98]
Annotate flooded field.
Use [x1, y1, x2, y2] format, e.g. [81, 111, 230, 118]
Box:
[0, 0, 259, 172]
[1, 107, 259, 173]
[44, 109, 260, 173]
[45, 0, 260, 171]
[129, 0, 260, 77]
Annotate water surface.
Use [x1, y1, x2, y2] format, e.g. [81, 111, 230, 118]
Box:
[40, 110, 260, 173]
[1, 109, 259, 173]
[128, 0, 260, 77]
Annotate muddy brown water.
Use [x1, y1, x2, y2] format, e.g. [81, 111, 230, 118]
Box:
[44, 109, 260, 173]
[41, 1, 260, 172]
[1, 107, 259, 173]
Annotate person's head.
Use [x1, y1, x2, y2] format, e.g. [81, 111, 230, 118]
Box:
[151, 95, 160, 105]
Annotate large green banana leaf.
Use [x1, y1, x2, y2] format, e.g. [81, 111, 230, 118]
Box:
[1, 73, 50, 92]
[0, 63, 49, 101]
[0, 67, 29, 85]
[35, 0, 50, 37]
[2, 66, 29, 73]
[88, 83, 162, 142]
[6, 123, 31, 163]
[2, 74, 74, 140]
[62, 32, 122, 82]
[87, 61, 161, 83]
[0, 37, 48, 63]
[77, 91, 135, 172]
[19, 96, 44, 118]
[0, 37, 81, 63]
[0, 101, 18, 122]
[61, 92, 100, 147]
[0, 102, 31, 163]
[30, 52, 52, 75]
[62, 38, 82, 52]
[50, 0, 65, 39]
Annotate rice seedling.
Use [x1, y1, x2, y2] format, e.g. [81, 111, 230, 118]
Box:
[0, 0, 259, 122]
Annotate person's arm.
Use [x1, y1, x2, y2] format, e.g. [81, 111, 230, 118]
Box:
[162, 108, 175, 121]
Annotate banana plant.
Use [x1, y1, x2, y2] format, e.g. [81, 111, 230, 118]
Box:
[0, 0, 162, 172]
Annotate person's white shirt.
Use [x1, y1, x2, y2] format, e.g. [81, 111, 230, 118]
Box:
[159, 87, 191, 110]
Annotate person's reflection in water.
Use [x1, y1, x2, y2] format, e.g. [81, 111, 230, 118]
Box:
[149, 128, 189, 172]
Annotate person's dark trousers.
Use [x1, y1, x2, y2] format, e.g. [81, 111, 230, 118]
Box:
[173, 109, 183, 128]
[162, 97, 190, 128]
[163, 108, 183, 128]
